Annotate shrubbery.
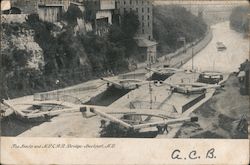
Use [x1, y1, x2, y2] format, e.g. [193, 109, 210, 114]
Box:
[230, 6, 249, 34]
[153, 5, 207, 54]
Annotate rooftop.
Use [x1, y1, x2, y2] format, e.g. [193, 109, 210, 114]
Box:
[134, 37, 157, 47]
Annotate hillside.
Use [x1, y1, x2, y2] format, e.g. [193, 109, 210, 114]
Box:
[1, 5, 208, 99]
[153, 5, 207, 55]
[230, 6, 249, 34]
[1, 6, 137, 98]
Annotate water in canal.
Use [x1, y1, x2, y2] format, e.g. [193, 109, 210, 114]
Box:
[87, 86, 131, 106]
[182, 21, 249, 72]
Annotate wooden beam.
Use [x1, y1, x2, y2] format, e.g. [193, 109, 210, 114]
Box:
[90, 108, 133, 129]
[132, 117, 198, 130]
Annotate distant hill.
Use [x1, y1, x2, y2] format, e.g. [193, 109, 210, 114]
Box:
[153, 5, 207, 55]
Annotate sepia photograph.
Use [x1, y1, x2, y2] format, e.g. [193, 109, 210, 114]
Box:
[0, 0, 249, 142]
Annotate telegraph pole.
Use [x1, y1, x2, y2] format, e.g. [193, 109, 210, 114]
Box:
[192, 44, 194, 71]
[147, 49, 153, 110]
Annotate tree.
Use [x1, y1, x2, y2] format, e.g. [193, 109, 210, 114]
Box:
[153, 5, 207, 54]
[2, 54, 13, 71]
[106, 43, 127, 72]
[62, 4, 83, 26]
[230, 6, 249, 33]
[108, 24, 125, 43]
[108, 11, 139, 58]
[12, 49, 29, 67]
[121, 11, 140, 38]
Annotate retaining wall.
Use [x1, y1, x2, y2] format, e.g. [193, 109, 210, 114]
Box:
[182, 93, 206, 113]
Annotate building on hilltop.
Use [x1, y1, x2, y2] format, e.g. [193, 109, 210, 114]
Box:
[114, 0, 157, 64]
[2, 0, 70, 23]
[37, 0, 70, 23]
[71, 0, 115, 36]
[1, 0, 37, 14]
[80, 0, 115, 36]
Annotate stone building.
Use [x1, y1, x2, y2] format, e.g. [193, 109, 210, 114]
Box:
[115, 0, 157, 64]
[115, 0, 153, 40]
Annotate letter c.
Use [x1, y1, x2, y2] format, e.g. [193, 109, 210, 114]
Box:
[189, 150, 198, 159]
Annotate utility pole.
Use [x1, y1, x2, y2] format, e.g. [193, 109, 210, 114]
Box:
[147, 49, 153, 110]
[192, 44, 194, 71]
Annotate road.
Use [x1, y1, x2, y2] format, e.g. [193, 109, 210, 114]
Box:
[182, 21, 249, 72]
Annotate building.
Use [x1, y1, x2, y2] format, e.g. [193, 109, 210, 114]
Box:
[238, 59, 250, 95]
[115, 0, 153, 40]
[135, 38, 157, 64]
[37, 0, 70, 23]
[83, 0, 115, 36]
[2, 0, 38, 14]
[115, 0, 157, 63]
[71, 0, 115, 36]
[2, 0, 70, 23]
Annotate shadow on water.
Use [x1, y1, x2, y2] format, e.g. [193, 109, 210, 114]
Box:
[87, 86, 131, 106]
[1, 114, 45, 136]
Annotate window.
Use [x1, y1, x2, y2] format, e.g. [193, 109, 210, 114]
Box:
[142, 29, 145, 34]
[148, 15, 150, 20]
[142, 22, 144, 27]
[142, 15, 144, 20]
[136, 8, 138, 12]
[142, 8, 144, 13]
[148, 22, 150, 27]
[148, 7, 150, 13]
[130, 0, 132, 5]
[136, 0, 138, 5]
[124, 0, 126, 5]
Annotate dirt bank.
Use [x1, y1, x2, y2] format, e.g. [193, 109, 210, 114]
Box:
[176, 74, 249, 139]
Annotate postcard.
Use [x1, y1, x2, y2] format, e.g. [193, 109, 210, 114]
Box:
[1, 0, 249, 164]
